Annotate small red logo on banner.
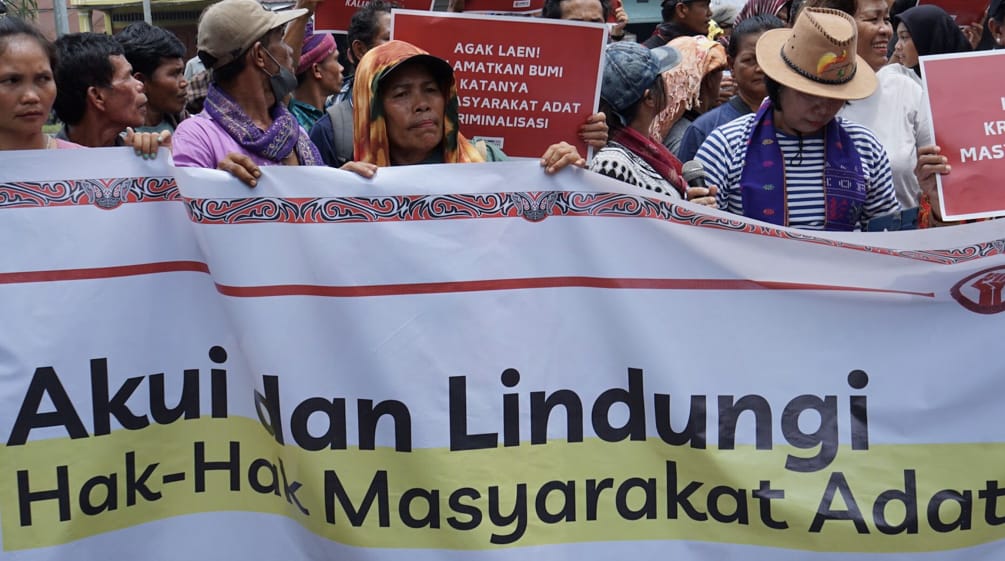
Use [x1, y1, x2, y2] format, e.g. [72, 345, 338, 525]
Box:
[952, 266, 1005, 314]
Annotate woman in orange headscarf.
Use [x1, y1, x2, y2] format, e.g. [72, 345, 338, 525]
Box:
[349, 40, 584, 173]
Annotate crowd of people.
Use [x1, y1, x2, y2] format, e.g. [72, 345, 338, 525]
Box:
[0, 0, 998, 229]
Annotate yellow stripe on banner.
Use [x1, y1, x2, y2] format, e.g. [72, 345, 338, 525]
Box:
[2, 417, 1005, 552]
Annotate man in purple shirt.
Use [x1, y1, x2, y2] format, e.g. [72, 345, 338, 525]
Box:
[173, 0, 374, 185]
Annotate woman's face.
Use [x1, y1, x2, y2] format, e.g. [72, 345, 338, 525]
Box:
[855, 0, 893, 71]
[732, 32, 766, 105]
[0, 35, 55, 140]
[894, 22, 918, 68]
[776, 86, 845, 135]
[380, 62, 445, 165]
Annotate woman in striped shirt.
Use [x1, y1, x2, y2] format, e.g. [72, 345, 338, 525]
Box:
[695, 7, 900, 230]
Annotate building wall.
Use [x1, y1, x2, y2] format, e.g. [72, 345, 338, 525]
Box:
[29, 0, 107, 39]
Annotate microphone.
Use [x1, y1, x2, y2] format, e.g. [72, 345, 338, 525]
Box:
[681, 160, 707, 190]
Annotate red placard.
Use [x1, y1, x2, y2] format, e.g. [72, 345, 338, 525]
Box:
[315, 0, 434, 34]
[391, 10, 606, 159]
[460, 0, 544, 15]
[917, 0, 986, 26]
[921, 50, 1005, 220]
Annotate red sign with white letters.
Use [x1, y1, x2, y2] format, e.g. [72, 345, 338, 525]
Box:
[921, 50, 1005, 220]
[391, 10, 606, 159]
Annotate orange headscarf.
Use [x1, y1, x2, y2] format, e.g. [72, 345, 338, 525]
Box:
[649, 35, 728, 143]
[352, 40, 484, 166]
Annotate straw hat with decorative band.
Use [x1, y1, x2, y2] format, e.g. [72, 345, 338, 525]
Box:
[755, 7, 877, 100]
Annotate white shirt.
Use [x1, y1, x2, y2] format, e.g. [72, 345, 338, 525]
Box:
[839, 64, 932, 209]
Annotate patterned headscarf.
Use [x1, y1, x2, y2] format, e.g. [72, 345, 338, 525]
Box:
[650, 35, 728, 142]
[352, 40, 483, 166]
[736, 0, 788, 25]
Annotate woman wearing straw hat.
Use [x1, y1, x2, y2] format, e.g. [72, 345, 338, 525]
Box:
[695, 7, 900, 231]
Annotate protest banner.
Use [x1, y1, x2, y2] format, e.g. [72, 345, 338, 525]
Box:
[3, 148, 1005, 559]
[921, 50, 1005, 221]
[918, 0, 986, 26]
[391, 10, 606, 159]
[314, 0, 433, 34]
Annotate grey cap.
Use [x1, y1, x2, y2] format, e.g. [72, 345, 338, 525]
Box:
[197, 0, 308, 70]
[600, 42, 681, 125]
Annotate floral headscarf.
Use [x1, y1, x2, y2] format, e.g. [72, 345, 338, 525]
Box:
[649, 35, 728, 143]
[352, 40, 483, 166]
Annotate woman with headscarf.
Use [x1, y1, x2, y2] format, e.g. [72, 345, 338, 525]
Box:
[894, 4, 972, 82]
[348, 40, 583, 172]
[650, 34, 728, 158]
[589, 42, 716, 206]
[895, 5, 975, 227]
[695, 8, 900, 231]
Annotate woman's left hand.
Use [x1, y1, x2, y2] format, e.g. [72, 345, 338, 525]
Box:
[685, 184, 718, 208]
[612, 6, 629, 37]
[124, 128, 171, 160]
[540, 141, 586, 174]
[579, 112, 608, 150]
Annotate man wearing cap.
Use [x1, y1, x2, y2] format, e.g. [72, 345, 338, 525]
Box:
[694, 7, 899, 231]
[643, 0, 713, 49]
[172, 0, 366, 185]
[289, 20, 342, 131]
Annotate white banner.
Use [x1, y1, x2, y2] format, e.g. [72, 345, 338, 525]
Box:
[2, 148, 1005, 560]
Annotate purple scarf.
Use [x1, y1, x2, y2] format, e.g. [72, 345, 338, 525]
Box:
[204, 83, 322, 165]
[739, 100, 866, 231]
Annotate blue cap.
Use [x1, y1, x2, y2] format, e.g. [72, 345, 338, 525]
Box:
[600, 42, 681, 126]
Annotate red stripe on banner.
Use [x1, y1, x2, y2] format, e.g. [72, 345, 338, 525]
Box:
[0, 261, 210, 284]
[0, 264, 936, 298]
[214, 277, 936, 298]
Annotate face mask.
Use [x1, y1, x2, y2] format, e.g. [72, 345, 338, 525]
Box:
[260, 47, 298, 103]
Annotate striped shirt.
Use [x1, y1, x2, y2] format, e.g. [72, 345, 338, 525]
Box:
[695, 113, 900, 230]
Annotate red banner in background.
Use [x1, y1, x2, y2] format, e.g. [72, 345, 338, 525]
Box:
[391, 10, 606, 159]
[921, 50, 1005, 221]
[459, 0, 544, 15]
[918, 0, 986, 26]
[315, 0, 434, 34]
